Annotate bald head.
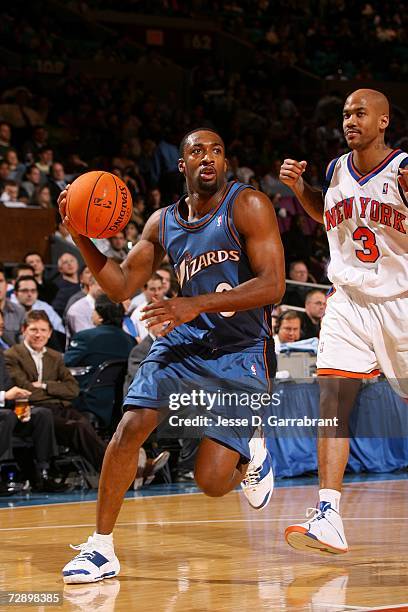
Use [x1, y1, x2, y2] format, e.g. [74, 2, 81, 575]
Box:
[345, 89, 389, 116]
[343, 89, 390, 150]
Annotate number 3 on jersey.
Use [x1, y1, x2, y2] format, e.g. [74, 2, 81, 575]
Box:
[353, 227, 380, 263]
[215, 282, 236, 318]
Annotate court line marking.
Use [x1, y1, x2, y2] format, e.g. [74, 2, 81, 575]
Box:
[0, 478, 406, 511]
[360, 605, 408, 611]
[2, 516, 408, 532]
[317, 605, 369, 611]
[0, 490, 203, 511]
[318, 604, 408, 611]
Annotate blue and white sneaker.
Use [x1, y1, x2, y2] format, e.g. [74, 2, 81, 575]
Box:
[62, 534, 120, 584]
[240, 434, 274, 510]
[285, 502, 348, 555]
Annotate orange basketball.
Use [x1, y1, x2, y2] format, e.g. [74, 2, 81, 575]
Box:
[66, 171, 133, 238]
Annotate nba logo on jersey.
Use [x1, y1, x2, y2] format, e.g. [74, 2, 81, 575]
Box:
[217, 215, 222, 227]
[251, 364, 257, 376]
[382, 182, 388, 194]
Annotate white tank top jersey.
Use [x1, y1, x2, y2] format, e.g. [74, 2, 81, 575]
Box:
[323, 149, 408, 298]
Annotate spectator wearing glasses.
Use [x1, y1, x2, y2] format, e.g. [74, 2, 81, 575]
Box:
[302, 290, 327, 339]
[13, 276, 65, 351]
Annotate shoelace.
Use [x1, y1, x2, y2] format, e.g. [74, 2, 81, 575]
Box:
[69, 537, 98, 561]
[305, 507, 331, 522]
[242, 466, 261, 490]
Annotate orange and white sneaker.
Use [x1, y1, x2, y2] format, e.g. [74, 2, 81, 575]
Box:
[285, 502, 348, 555]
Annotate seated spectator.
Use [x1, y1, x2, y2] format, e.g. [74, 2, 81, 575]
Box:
[35, 185, 52, 209]
[0, 265, 25, 346]
[35, 146, 53, 177]
[22, 126, 49, 163]
[63, 266, 92, 316]
[20, 165, 42, 205]
[8, 262, 35, 289]
[282, 260, 310, 307]
[157, 265, 174, 298]
[129, 272, 165, 313]
[302, 290, 326, 339]
[105, 231, 129, 262]
[0, 180, 26, 208]
[273, 310, 302, 353]
[48, 162, 68, 206]
[5, 310, 106, 472]
[24, 252, 58, 304]
[130, 274, 165, 341]
[6, 263, 35, 301]
[13, 276, 65, 350]
[0, 161, 10, 192]
[52, 253, 81, 316]
[65, 275, 103, 337]
[4, 148, 26, 183]
[0, 122, 12, 158]
[0, 310, 64, 493]
[64, 295, 135, 426]
[124, 221, 139, 248]
[146, 187, 162, 212]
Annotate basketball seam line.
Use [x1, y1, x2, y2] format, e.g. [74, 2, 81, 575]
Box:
[98, 174, 119, 238]
[85, 171, 104, 236]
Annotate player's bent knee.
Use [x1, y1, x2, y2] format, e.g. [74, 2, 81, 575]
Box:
[194, 471, 227, 497]
[112, 410, 150, 449]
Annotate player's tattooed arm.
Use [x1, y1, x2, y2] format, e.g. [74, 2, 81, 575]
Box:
[58, 186, 164, 302]
[279, 159, 324, 223]
[141, 190, 285, 334]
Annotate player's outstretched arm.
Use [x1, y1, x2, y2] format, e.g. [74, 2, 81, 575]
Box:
[141, 190, 285, 335]
[279, 159, 324, 223]
[58, 189, 164, 302]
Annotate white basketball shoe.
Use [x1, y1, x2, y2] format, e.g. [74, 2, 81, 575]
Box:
[62, 534, 120, 584]
[240, 433, 274, 510]
[285, 501, 348, 555]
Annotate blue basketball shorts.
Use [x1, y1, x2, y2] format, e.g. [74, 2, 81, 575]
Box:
[124, 334, 276, 461]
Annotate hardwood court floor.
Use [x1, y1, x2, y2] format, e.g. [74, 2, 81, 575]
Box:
[0, 479, 407, 612]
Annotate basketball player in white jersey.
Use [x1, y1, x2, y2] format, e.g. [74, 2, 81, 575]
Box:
[279, 89, 408, 554]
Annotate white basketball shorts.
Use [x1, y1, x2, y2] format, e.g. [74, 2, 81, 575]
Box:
[316, 285, 408, 398]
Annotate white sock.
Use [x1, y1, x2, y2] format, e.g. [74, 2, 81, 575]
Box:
[93, 531, 114, 546]
[319, 488, 341, 512]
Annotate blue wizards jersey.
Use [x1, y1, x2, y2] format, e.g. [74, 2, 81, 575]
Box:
[159, 181, 273, 350]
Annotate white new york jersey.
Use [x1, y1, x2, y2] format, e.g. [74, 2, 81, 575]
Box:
[324, 149, 408, 298]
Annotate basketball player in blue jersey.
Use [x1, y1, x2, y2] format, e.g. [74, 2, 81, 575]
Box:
[279, 89, 408, 555]
[59, 128, 285, 583]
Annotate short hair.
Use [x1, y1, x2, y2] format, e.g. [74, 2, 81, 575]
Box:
[24, 251, 43, 262]
[275, 309, 302, 333]
[15, 275, 39, 293]
[23, 310, 52, 329]
[4, 179, 18, 188]
[94, 294, 124, 327]
[305, 289, 326, 303]
[11, 263, 35, 280]
[289, 260, 308, 273]
[144, 273, 163, 288]
[179, 127, 225, 157]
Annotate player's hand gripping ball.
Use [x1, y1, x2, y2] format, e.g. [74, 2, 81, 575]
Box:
[65, 171, 133, 238]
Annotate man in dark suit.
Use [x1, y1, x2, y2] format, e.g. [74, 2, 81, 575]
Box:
[64, 295, 135, 427]
[0, 310, 62, 493]
[5, 310, 106, 471]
